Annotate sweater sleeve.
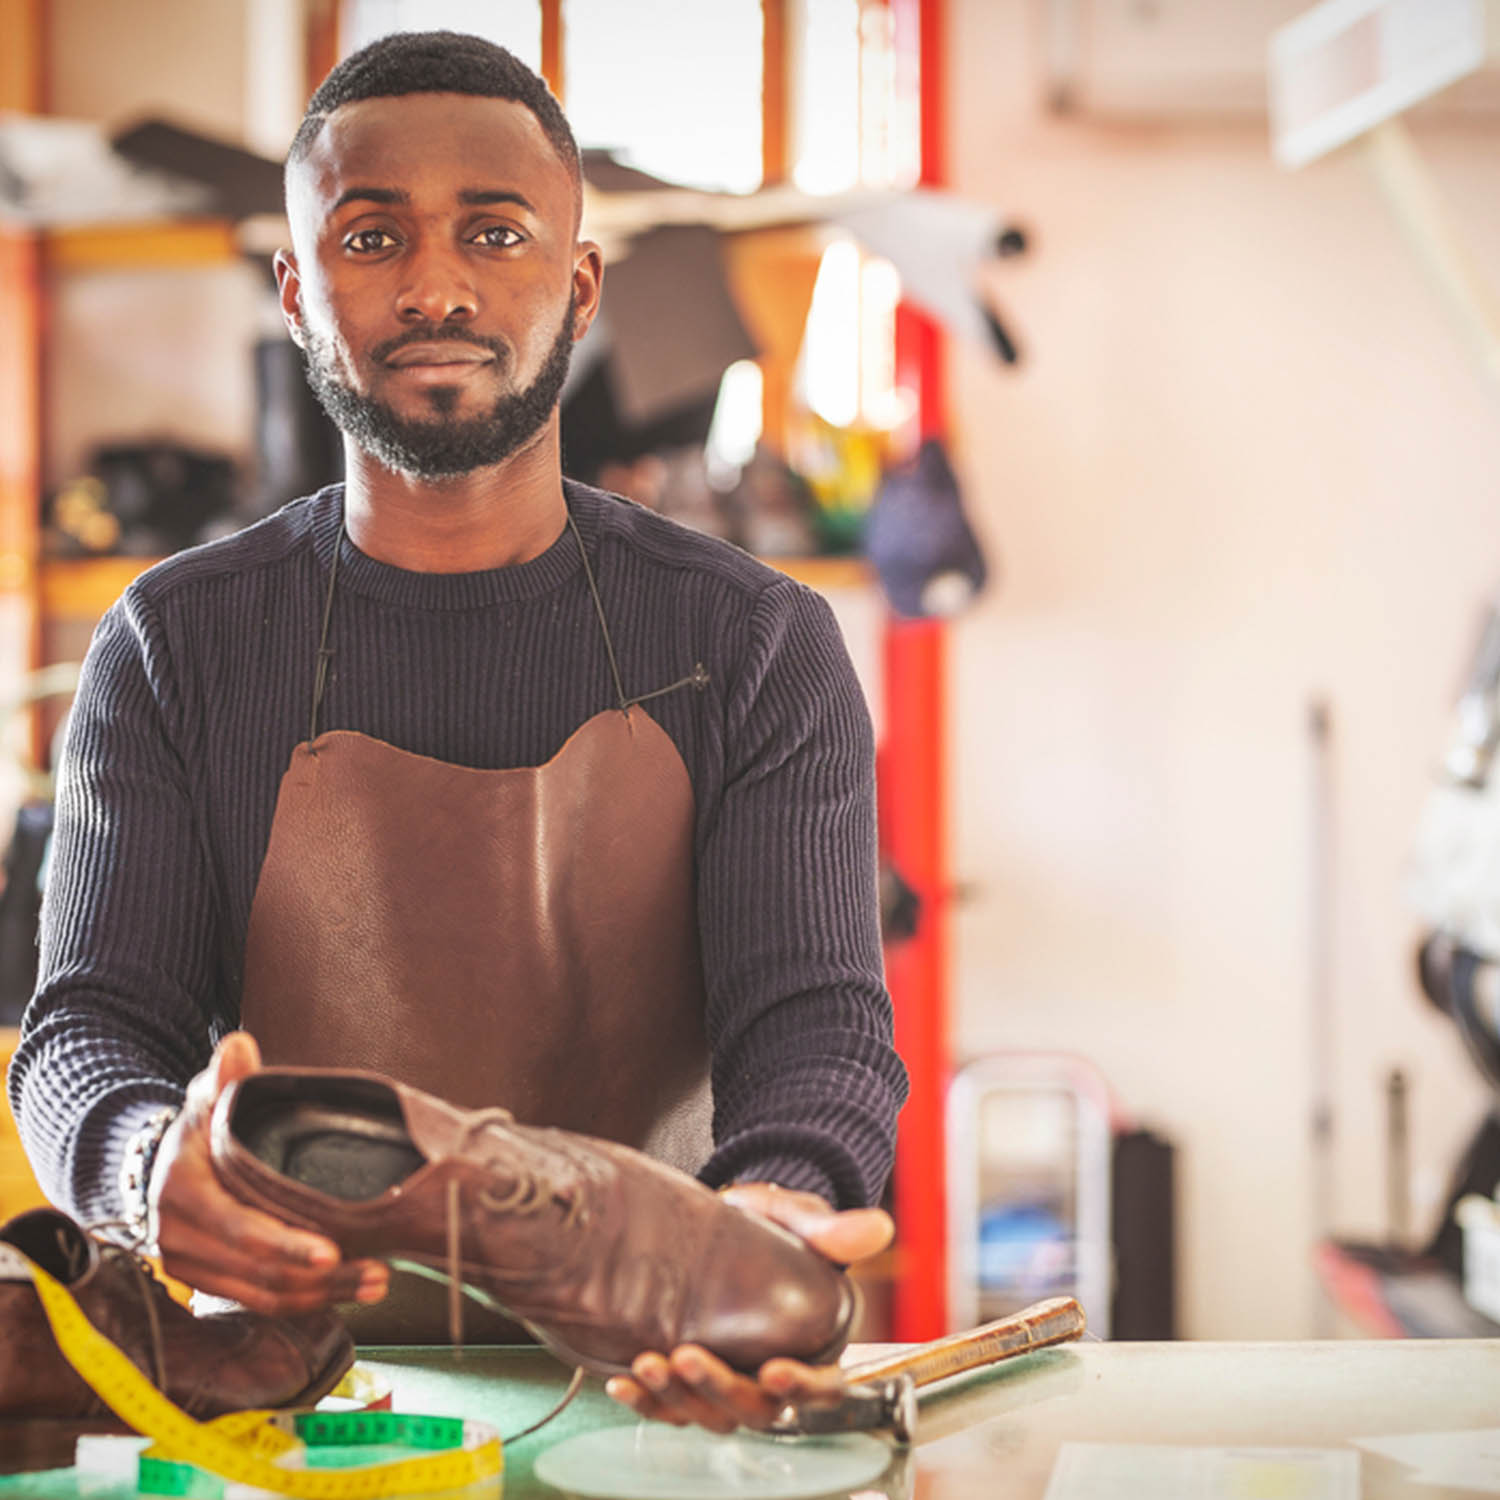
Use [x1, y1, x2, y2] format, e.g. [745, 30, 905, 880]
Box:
[695, 580, 908, 1210]
[6, 588, 220, 1225]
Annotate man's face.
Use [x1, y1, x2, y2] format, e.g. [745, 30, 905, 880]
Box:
[278, 92, 599, 480]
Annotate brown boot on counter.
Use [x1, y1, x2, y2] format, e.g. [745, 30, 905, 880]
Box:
[209, 1067, 858, 1377]
[0, 1207, 355, 1474]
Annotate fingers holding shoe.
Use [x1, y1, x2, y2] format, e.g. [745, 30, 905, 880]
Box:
[150, 1031, 389, 1315]
[602, 1182, 883, 1433]
[719, 1182, 894, 1267]
[605, 1346, 847, 1434]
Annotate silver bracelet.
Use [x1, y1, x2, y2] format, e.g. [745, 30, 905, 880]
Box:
[117, 1105, 179, 1251]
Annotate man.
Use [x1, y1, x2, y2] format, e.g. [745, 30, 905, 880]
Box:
[8, 31, 906, 1431]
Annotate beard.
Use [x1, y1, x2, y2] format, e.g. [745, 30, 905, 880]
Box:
[300, 298, 576, 480]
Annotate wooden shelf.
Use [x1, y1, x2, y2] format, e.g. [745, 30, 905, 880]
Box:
[41, 555, 162, 617]
[764, 555, 871, 590]
[39, 553, 864, 616]
[43, 220, 239, 273]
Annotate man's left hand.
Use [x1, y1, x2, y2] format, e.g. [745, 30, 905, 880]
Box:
[603, 1183, 893, 1434]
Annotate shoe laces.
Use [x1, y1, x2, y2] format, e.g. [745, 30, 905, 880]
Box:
[442, 1111, 588, 1345]
[437, 1172, 584, 1443]
[452, 1110, 586, 1227]
[80, 1218, 168, 1394]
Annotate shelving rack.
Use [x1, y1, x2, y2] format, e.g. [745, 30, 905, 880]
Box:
[0, 2, 955, 1339]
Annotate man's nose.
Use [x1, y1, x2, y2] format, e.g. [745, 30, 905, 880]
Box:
[397, 245, 477, 323]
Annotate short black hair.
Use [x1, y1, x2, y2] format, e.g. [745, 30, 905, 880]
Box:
[287, 29, 581, 195]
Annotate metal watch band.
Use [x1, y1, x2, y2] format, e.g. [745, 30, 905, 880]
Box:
[117, 1105, 178, 1251]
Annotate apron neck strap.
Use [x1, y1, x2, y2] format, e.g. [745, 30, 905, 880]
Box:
[568, 509, 629, 714]
[568, 510, 711, 713]
[310, 514, 344, 743]
[306, 498, 635, 743]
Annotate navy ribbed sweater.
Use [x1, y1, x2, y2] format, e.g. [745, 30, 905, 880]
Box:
[8, 481, 908, 1224]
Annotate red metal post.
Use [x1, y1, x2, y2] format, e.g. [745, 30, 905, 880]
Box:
[881, 611, 949, 1341]
[882, 0, 951, 1341]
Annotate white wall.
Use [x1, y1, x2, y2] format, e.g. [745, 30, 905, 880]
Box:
[49, 0, 249, 138]
[947, 0, 1500, 1340]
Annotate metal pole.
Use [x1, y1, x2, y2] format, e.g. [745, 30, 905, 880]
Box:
[1386, 1067, 1411, 1248]
[1363, 117, 1500, 394]
[1308, 697, 1337, 1337]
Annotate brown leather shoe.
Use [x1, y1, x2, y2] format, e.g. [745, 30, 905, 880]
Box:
[0, 1207, 355, 1474]
[209, 1067, 858, 1376]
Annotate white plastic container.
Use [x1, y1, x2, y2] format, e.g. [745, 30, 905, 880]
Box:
[1456, 1193, 1500, 1323]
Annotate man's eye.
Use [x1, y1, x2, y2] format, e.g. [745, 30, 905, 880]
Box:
[346, 228, 397, 252]
[473, 226, 522, 248]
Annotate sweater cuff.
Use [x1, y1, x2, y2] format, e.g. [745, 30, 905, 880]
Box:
[715, 1155, 839, 1208]
[73, 1087, 186, 1227]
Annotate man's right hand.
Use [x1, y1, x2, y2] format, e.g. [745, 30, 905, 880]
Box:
[149, 1030, 390, 1316]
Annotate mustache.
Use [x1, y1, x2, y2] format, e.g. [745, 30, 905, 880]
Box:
[369, 324, 509, 365]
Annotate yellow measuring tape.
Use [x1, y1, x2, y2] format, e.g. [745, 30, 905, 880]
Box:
[30, 1262, 503, 1498]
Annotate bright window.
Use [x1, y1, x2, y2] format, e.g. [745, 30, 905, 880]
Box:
[563, 0, 763, 194]
[795, 0, 918, 433]
[705, 360, 764, 487]
[341, 0, 542, 70]
[794, 0, 861, 194]
[794, 0, 919, 196]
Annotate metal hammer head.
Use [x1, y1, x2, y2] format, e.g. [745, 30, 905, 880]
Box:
[771, 1373, 918, 1445]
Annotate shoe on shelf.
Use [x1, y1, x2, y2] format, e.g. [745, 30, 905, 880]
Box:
[0, 1206, 354, 1475]
[209, 1066, 858, 1377]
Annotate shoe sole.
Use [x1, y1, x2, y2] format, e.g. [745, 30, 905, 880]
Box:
[286, 1333, 360, 1408]
[387, 1248, 862, 1378]
[520, 1314, 855, 1379]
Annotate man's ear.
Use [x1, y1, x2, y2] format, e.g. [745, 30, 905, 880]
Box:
[273, 250, 305, 348]
[570, 239, 604, 343]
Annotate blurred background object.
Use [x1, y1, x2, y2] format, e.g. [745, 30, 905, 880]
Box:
[46, 441, 239, 557]
[865, 438, 989, 619]
[947, 1053, 1177, 1343]
[0, 661, 78, 1028]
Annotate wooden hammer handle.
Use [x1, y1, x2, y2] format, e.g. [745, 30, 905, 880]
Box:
[844, 1296, 1086, 1390]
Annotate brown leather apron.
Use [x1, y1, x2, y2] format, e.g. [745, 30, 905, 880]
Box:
[236, 511, 711, 1342]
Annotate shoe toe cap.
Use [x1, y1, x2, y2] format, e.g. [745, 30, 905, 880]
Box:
[685, 1235, 858, 1372]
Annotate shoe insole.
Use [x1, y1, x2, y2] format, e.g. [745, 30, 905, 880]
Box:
[241, 1106, 425, 1202]
[280, 1130, 425, 1201]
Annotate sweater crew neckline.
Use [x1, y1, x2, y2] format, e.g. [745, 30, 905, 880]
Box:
[306, 481, 598, 610]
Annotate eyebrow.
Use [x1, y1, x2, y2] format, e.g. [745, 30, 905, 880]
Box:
[330, 186, 538, 213]
[460, 189, 537, 212]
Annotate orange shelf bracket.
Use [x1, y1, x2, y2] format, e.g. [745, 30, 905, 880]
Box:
[541, 0, 565, 103]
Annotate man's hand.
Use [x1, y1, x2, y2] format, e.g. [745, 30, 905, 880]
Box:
[150, 1030, 390, 1315]
[603, 1182, 893, 1434]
